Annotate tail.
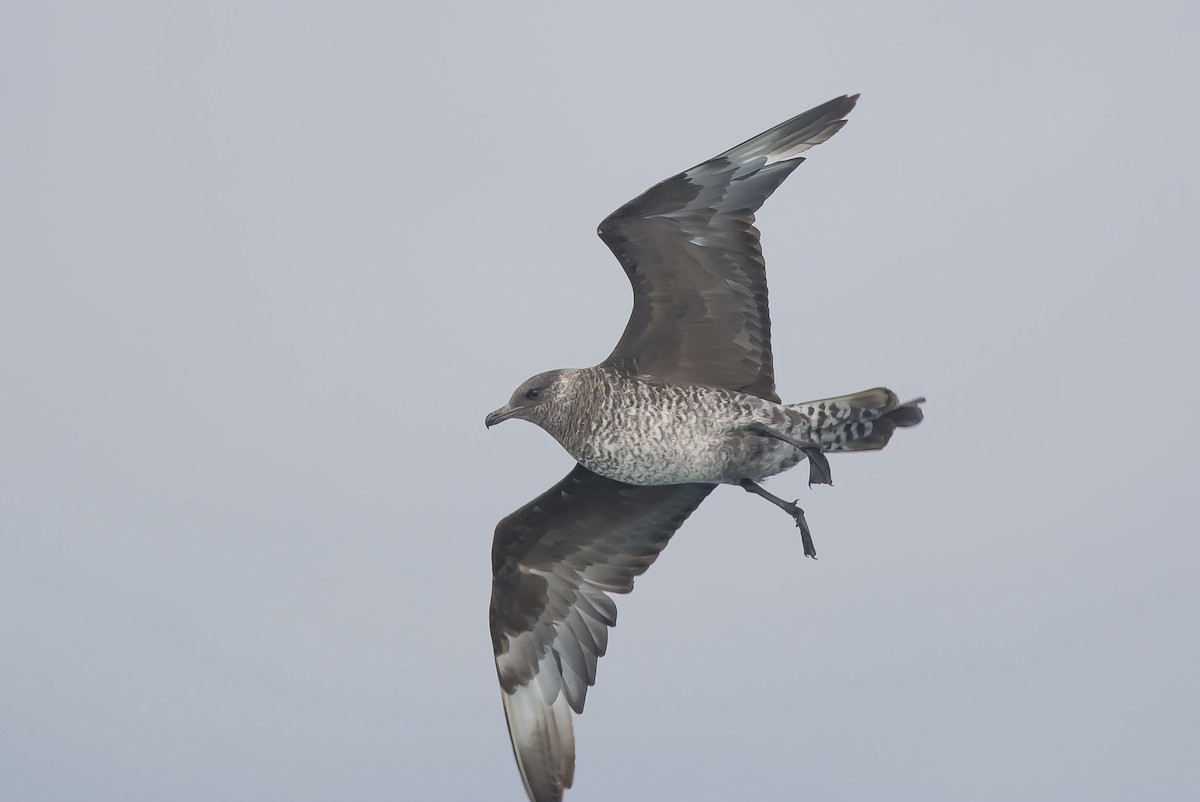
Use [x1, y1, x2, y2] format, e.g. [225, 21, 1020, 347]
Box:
[787, 388, 925, 452]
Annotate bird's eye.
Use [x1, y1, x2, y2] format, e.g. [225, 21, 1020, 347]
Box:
[524, 388, 540, 400]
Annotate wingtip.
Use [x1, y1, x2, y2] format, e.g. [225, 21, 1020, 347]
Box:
[734, 94, 861, 166]
[819, 92, 858, 108]
[502, 683, 575, 802]
[829, 93, 859, 119]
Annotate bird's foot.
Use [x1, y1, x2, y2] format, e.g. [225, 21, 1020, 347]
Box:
[747, 424, 833, 487]
[786, 500, 818, 559]
[738, 478, 818, 559]
[802, 448, 833, 487]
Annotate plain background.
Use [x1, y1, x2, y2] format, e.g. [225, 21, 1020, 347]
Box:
[3, 2, 1197, 800]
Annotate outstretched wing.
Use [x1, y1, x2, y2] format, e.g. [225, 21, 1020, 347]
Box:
[597, 94, 858, 402]
[490, 465, 714, 802]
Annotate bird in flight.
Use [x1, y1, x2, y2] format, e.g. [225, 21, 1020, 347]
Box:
[485, 94, 924, 802]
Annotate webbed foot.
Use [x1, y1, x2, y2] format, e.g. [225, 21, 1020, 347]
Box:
[748, 423, 833, 487]
[738, 478, 818, 559]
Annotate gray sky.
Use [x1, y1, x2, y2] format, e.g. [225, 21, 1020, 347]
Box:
[3, 2, 1198, 800]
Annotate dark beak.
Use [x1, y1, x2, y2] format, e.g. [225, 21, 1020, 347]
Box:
[485, 405, 518, 428]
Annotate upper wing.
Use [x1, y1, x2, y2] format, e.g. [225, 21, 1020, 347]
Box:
[490, 465, 714, 802]
[597, 94, 858, 402]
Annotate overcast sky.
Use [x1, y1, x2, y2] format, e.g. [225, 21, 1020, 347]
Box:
[3, 2, 1198, 801]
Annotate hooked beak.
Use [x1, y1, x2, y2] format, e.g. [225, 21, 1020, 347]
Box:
[485, 405, 520, 428]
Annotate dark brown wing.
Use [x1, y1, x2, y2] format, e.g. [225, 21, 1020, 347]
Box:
[490, 465, 714, 802]
[597, 95, 858, 402]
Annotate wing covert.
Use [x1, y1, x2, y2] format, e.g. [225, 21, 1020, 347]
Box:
[490, 465, 713, 802]
[597, 94, 858, 401]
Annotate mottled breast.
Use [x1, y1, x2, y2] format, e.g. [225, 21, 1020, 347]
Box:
[559, 370, 804, 487]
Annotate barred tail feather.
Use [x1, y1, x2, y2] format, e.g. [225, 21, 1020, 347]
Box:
[788, 389, 925, 453]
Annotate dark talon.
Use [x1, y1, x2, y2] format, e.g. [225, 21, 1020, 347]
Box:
[738, 478, 818, 559]
[803, 447, 833, 487]
[748, 423, 834, 487]
[791, 502, 817, 559]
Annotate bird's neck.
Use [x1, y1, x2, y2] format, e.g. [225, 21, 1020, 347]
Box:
[539, 368, 614, 453]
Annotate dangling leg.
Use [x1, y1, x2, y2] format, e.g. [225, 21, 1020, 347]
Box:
[739, 478, 818, 559]
[747, 423, 833, 486]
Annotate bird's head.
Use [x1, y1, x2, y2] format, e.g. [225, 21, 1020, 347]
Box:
[485, 369, 577, 431]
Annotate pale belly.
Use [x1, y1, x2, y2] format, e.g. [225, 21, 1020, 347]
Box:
[570, 414, 805, 486]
